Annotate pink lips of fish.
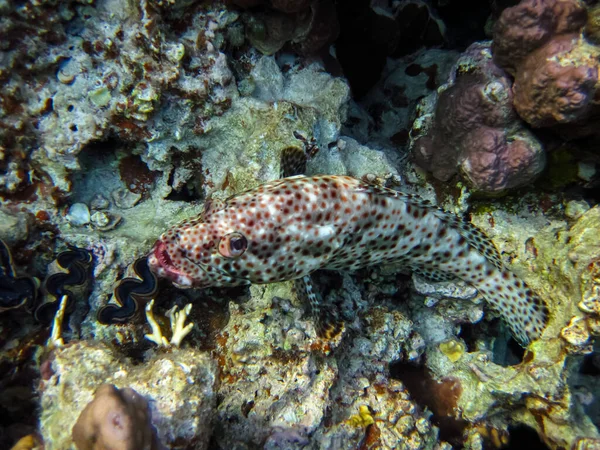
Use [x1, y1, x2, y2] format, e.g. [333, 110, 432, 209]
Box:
[148, 219, 242, 288]
[148, 240, 195, 287]
[147, 221, 216, 288]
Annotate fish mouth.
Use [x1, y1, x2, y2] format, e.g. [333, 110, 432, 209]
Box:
[148, 240, 194, 287]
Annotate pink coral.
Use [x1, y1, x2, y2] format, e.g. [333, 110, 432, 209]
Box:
[493, 0, 600, 135]
[411, 43, 546, 194]
[72, 384, 159, 450]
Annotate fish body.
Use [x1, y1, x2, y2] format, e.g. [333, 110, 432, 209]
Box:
[148, 174, 548, 345]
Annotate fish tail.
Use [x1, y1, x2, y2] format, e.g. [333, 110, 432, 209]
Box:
[442, 215, 549, 345]
[476, 267, 549, 346]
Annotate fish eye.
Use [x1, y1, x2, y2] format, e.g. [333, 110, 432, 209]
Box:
[219, 232, 247, 258]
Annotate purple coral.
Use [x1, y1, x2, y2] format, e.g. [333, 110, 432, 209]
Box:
[459, 127, 545, 193]
[411, 42, 545, 194]
[493, 0, 600, 135]
[512, 34, 598, 129]
[492, 0, 587, 74]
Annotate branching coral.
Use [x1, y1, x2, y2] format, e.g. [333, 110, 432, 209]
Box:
[144, 299, 194, 348]
[47, 294, 68, 349]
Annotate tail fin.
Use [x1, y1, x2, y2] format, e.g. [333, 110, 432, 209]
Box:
[478, 269, 549, 346]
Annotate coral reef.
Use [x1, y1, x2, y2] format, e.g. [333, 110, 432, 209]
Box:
[410, 42, 546, 195]
[1, 0, 238, 196]
[493, 0, 600, 137]
[213, 281, 440, 449]
[39, 341, 217, 449]
[72, 384, 159, 450]
[3, 0, 600, 448]
[425, 200, 600, 449]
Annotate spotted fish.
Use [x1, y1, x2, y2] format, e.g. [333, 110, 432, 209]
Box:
[148, 148, 549, 345]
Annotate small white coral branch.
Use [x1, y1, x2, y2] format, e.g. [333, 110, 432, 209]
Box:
[167, 303, 194, 347]
[48, 294, 68, 349]
[145, 299, 169, 347]
[144, 299, 193, 348]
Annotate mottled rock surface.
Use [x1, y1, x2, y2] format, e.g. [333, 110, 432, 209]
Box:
[39, 342, 217, 450]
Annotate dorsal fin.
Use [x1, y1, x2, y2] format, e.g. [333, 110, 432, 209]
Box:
[358, 181, 505, 271]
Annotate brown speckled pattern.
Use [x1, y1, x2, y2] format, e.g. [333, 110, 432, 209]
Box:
[148, 175, 549, 345]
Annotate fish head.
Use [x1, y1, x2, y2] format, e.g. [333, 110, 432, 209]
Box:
[148, 212, 253, 288]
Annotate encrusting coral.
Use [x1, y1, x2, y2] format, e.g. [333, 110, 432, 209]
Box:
[1, 0, 239, 196]
[493, 0, 600, 137]
[71, 384, 159, 450]
[410, 42, 546, 195]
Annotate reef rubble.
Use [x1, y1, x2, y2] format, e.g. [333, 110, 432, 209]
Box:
[1, 0, 600, 449]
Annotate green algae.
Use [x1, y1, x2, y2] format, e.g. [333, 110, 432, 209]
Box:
[545, 147, 579, 189]
[88, 86, 111, 107]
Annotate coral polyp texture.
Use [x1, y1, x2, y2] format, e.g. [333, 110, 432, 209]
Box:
[493, 0, 600, 136]
[3, 0, 600, 448]
[410, 42, 546, 194]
